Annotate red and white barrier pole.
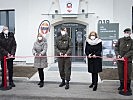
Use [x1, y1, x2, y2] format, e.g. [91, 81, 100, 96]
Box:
[3, 56, 7, 89]
[124, 57, 128, 94]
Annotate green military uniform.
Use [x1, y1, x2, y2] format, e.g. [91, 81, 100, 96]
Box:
[115, 36, 133, 93]
[55, 34, 72, 81]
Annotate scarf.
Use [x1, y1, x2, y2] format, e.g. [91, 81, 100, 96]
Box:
[86, 38, 102, 45]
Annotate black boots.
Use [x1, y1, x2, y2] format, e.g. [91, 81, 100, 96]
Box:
[39, 81, 44, 88]
[89, 83, 94, 88]
[59, 79, 69, 90]
[89, 83, 97, 91]
[38, 81, 44, 88]
[119, 81, 132, 96]
[59, 79, 66, 87]
[9, 82, 16, 87]
[65, 81, 69, 90]
[0, 82, 15, 89]
[93, 84, 97, 91]
[118, 82, 123, 90]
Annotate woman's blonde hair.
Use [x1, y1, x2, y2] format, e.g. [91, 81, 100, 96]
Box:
[88, 31, 98, 39]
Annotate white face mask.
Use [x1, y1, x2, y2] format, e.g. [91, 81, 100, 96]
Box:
[90, 36, 96, 40]
[61, 31, 66, 35]
[124, 34, 130, 37]
[38, 36, 43, 40]
[4, 30, 9, 34]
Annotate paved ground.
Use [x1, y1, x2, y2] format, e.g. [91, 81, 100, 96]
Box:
[0, 80, 133, 100]
[0, 62, 133, 100]
[30, 62, 101, 83]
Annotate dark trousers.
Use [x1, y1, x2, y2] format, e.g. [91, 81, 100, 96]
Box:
[38, 68, 44, 82]
[58, 57, 71, 81]
[117, 61, 132, 83]
[1, 59, 14, 84]
[92, 73, 98, 85]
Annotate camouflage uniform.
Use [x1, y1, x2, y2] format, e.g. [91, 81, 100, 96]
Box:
[55, 34, 72, 81]
[115, 36, 133, 92]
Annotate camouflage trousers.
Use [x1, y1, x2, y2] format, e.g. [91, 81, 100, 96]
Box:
[58, 57, 71, 81]
[117, 61, 132, 83]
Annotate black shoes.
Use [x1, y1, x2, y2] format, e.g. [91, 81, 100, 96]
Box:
[119, 89, 132, 96]
[89, 83, 94, 88]
[0, 82, 15, 89]
[59, 80, 70, 90]
[65, 81, 70, 90]
[65, 83, 69, 90]
[38, 81, 41, 85]
[38, 81, 44, 88]
[118, 82, 123, 90]
[89, 83, 97, 91]
[59, 82, 66, 87]
[118, 86, 123, 90]
[9, 82, 16, 87]
[93, 85, 97, 91]
[118, 82, 132, 96]
[59, 79, 66, 87]
[39, 81, 44, 88]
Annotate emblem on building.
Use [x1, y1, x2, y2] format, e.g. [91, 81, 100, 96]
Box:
[38, 20, 50, 35]
[66, 2, 72, 13]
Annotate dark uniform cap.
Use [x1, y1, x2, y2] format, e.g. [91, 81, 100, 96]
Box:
[124, 28, 131, 32]
[60, 26, 66, 31]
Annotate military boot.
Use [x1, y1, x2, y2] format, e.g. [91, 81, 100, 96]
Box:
[118, 82, 123, 90]
[59, 79, 65, 87]
[65, 80, 69, 90]
[127, 82, 132, 95]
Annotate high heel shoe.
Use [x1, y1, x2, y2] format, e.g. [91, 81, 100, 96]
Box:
[89, 83, 94, 88]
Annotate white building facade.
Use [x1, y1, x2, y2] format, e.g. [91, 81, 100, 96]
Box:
[0, 0, 133, 64]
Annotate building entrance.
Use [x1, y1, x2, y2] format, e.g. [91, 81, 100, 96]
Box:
[54, 23, 86, 62]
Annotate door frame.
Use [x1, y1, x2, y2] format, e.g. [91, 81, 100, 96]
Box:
[54, 23, 86, 62]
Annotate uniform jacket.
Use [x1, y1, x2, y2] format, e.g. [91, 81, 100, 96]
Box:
[0, 32, 17, 61]
[85, 38, 102, 73]
[115, 36, 133, 62]
[55, 34, 72, 56]
[32, 38, 48, 68]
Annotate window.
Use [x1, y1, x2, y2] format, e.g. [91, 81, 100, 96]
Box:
[0, 10, 15, 33]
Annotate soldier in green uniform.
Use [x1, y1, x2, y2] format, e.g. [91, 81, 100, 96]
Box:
[115, 28, 133, 95]
[55, 26, 72, 90]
